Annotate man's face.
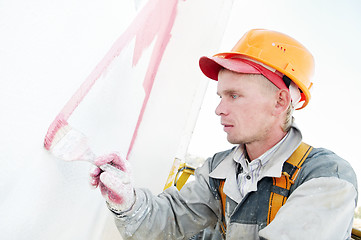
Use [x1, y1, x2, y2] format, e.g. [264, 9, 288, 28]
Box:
[216, 69, 277, 145]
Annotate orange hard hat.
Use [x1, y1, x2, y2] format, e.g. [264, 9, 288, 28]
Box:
[199, 29, 315, 109]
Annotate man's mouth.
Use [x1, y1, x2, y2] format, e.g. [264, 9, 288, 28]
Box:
[222, 123, 234, 132]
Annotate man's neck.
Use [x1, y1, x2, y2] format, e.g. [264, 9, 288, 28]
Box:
[245, 131, 287, 161]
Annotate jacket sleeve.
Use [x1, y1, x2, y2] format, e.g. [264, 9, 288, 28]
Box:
[259, 148, 358, 240]
[259, 177, 357, 239]
[111, 158, 222, 240]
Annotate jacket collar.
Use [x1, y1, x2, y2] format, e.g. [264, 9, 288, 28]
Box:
[209, 122, 302, 203]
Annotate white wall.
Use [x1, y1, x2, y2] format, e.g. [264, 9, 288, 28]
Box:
[0, 0, 233, 239]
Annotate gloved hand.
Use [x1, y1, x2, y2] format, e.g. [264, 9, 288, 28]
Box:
[90, 153, 135, 213]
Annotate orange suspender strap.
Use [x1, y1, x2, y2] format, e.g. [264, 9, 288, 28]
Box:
[218, 142, 313, 235]
[267, 142, 313, 224]
[218, 180, 227, 238]
[219, 180, 227, 216]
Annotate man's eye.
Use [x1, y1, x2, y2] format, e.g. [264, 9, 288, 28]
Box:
[231, 94, 238, 99]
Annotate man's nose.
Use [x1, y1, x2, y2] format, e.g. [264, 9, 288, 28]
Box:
[215, 99, 228, 116]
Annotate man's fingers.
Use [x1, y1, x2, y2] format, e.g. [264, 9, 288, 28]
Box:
[89, 165, 101, 188]
[94, 158, 135, 212]
[90, 165, 101, 177]
[90, 161, 130, 189]
[109, 153, 127, 171]
[94, 154, 114, 166]
[94, 153, 128, 172]
[99, 170, 130, 189]
[99, 164, 130, 182]
[99, 172, 133, 206]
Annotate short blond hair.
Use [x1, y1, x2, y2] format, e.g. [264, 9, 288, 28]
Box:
[282, 102, 294, 132]
[253, 74, 294, 132]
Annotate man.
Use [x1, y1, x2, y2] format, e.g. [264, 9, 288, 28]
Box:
[90, 29, 358, 239]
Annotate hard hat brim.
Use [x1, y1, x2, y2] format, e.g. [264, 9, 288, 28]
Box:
[199, 56, 289, 91]
[199, 56, 260, 81]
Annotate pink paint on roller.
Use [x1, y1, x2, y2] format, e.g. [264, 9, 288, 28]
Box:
[44, 0, 179, 158]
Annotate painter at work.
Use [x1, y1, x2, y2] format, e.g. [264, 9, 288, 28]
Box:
[44, 28, 358, 240]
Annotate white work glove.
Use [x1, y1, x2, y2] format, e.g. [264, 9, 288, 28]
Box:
[90, 153, 135, 213]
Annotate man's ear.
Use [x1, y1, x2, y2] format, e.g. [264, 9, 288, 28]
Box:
[273, 89, 291, 115]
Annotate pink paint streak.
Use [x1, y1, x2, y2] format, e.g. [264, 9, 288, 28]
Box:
[126, 0, 178, 159]
[45, 0, 179, 159]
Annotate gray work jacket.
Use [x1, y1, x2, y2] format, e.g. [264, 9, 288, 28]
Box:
[111, 128, 358, 239]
